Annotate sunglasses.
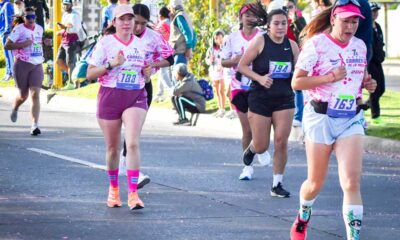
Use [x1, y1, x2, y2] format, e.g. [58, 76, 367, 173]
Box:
[334, 0, 360, 7]
[25, 14, 36, 20]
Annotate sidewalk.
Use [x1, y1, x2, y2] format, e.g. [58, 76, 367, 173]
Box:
[1, 86, 399, 157]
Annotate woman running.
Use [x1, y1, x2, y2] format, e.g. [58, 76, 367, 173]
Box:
[87, 4, 151, 210]
[119, 3, 175, 188]
[5, 7, 50, 135]
[221, 2, 271, 181]
[289, 1, 376, 239]
[238, 7, 299, 198]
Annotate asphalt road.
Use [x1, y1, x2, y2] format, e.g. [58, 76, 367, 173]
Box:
[0, 97, 399, 240]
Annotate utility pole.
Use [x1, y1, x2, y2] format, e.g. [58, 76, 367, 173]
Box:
[53, 0, 62, 89]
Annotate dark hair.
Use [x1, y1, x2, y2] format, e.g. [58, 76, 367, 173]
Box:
[266, 9, 288, 27]
[212, 30, 225, 48]
[159, 6, 170, 19]
[316, 0, 332, 7]
[104, 25, 116, 35]
[299, 6, 333, 46]
[25, 7, 35, 13]
[110, 0, 118, 3]
[132, 3, 150, 21]
[238, 1, 268, 29]
[287, 0, 297, 5]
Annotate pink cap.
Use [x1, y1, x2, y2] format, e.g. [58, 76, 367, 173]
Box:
[333, 4, 365, 19]
[113, 4, 134, 19]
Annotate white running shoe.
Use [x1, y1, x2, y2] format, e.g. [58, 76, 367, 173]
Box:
[137, 172, 151, 189]
[239, 166, 254, 180]
[256, 151, 271, 166]
[214, 109, 225, 118]
[292, 119, 302, 127]
[225, 110, 237, 119]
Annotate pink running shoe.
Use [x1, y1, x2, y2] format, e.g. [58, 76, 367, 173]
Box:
[290, 215, 310, 240]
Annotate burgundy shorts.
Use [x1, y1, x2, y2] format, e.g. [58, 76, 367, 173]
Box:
[97, 86, 148, 120]
[14, 59, 44, 97]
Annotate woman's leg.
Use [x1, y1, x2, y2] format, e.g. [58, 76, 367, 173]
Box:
[237, 111, 253, 151]
[334, 135, 364, 240]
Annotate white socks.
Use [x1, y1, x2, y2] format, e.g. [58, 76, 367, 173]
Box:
[343, 204, 363, 240]
[272, 174, 283, 187]
[299, 197, 315, 221]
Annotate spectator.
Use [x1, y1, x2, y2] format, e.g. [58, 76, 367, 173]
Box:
[13, 0, 25, 16]
[56, 0, 83, 89]
[168, 0, 196, 64]
[24, 0, 50, 30]
[171, 63, 206, 125]
[5, 7, 50, 135]
[206, 29, 226, 118]
[285, 0, 307, 127]
[101, 0, 118, 31]
[367, 2, 385, 125]
[310, 0, 332, 18]
[153, 6, 173, 102]
[0, 0, 14, 82]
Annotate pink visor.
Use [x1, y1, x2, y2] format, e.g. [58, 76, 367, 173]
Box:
[333, 4, 365, 19]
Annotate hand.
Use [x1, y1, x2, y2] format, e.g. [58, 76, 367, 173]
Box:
[23, 38, 33, 48]
[185, 48, 193, 60]
[331, 66, 347, 82]
[110, 50, 125, 67]
[363, 74, 377, 93]
[142, 65, 152, 80]
[257, 73, 273, 89]
[232, 55, 242, 65]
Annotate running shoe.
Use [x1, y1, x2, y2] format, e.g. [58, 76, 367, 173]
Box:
[371, 117, 384, 126]
[138, 172, 151, 189]
[128, 192, 144, 210]
[225, 110, 237, 119]
[107, 186, 122, 208]
[173, 118, 190, 126]
[214, 109, 225, 118]
[30, 127, 41, 136]
[270, 182, 290, 198]
[257, 151, 271, 166]
[62, 83, 75, 90]
[1, 74, 13, 82]
[10, 110, 18, 123]
[292, 119, 302, 127]
[243, 146, 256, 166]
[239, 166, 254, 180]
[290, 214, 310, 240]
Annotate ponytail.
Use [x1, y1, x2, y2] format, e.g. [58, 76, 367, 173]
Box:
[299, 6, 333, 46]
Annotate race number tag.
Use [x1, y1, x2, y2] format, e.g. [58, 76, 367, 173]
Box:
[116, 69, 140, 90]
[326, 94, 357, 118]
[31, 43, 43, 57]
[240, 76, 252, 91]
[269, 61, 292, 79]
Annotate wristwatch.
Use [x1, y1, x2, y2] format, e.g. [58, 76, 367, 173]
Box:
[105, 62, 113, 70]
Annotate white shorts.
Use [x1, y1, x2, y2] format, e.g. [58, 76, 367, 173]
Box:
[303, 103, 365, 145]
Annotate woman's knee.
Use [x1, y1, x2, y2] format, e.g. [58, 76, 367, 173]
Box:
[106, 146, 119, 158]
[252, 142, 268, 154]
[304, 179, 324, 195]
[125, 140, 139, 153]
[341, 177, 361, 193]
[274, 135, 288, 152]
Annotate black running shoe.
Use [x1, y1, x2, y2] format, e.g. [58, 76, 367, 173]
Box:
[270, 182, 290, 198]
[30, 127, 41, 136]
[173, 118, 190, 126]
[242, 146, 256, 166]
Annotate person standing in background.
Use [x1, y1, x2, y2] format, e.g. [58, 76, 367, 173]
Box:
[367, 2, 386, 125]
[0, 0, 14, 82]
[101, 0, 118, 31]
[24, 0, 50, 30]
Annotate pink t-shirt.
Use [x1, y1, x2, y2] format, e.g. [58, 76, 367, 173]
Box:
[221, 29, 262, 91]
[296, 33, 367, 102]
[138, 27, 174, 72]
[88, 34, 149, 89]
[8, 24, 44, 65]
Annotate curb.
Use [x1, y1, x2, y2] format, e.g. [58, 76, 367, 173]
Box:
[1, 86, 399, 157]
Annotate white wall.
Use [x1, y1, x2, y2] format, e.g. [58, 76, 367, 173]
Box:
[377, 5, 400, 57]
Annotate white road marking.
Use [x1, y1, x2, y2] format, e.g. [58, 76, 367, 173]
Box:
[27, 148, 106, 171]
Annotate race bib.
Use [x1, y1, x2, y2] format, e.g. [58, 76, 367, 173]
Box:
[116, 69, 140, 90]
[31, 43, 43, 57]
[269, 61, 292, 79]
[240, 76, 252, 90]
[326, 94, 356, 118]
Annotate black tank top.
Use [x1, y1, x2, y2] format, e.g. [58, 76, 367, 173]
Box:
[251, 33, 294, 99]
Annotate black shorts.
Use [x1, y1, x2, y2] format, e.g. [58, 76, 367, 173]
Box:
[57, 42, 79, 67]
[231, 90, 249, 113]
[248, 90, 295, 117]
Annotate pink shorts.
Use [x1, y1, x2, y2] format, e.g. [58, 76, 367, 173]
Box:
[97, 86, 148, 120]
[14, 59, 44, 97]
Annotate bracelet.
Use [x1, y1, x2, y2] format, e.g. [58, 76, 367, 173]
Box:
[329, 72, 336, 82]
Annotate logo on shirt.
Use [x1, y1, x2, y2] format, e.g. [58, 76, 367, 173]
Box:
[284, 48, 290, 51]
[330, 59, 341, 65]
